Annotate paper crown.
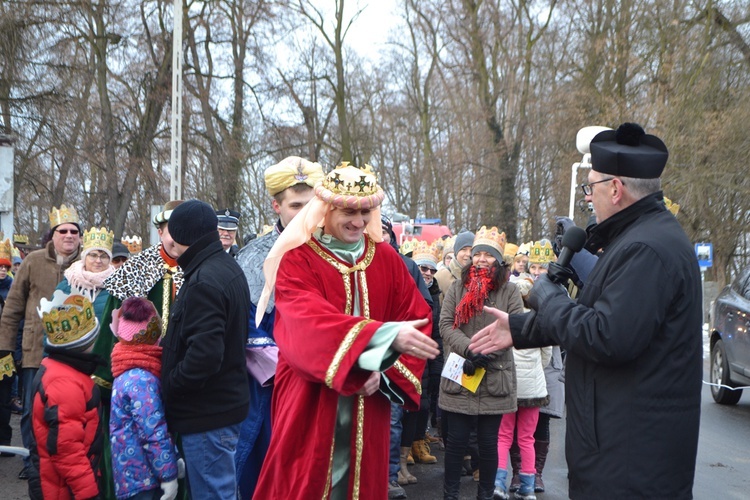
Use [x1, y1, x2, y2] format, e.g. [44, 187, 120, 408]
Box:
[663, 196, 680, 216]
[13, 234, 29, 244]
[516, 242, 531, 256]
[122, 235, 142, 254]
[259, 224, 274, 237]
[0, 239, 12, 267]
[49, 204, 80, 229]
[504, 243, 519, 259]
[83, 227, 114, 254]
[473, 226, 507, 255]
[529, 240, 556, 264]
[412, 241, 441, 266]
[315, 162, 385, 210]
[399, 237, 420, 256]
[441, 235, 456, 258]
[38, 290, 99, 352]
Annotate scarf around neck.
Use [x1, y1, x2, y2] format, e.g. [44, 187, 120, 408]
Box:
[111, 343, 163, 379]
[454, 266, 496, 328]
[64, 260, 115, 291]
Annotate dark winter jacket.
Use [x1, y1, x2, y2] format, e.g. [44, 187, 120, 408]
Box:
[30, 350, 103, 500]
[161, 232, 251, 434]
[512, 192, 702, 499]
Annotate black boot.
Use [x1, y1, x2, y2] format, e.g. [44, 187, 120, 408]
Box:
[476, 482, 495, 500]
[533, 440, 549, 493]
[509, 441, 521, 492]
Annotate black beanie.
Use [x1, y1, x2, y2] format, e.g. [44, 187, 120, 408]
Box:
[168, 199, 218, 246]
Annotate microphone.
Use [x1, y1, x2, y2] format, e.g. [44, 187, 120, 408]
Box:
[548, 226, 587, 284]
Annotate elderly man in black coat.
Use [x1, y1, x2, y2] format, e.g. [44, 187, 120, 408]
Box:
[470, 123, 702, 499]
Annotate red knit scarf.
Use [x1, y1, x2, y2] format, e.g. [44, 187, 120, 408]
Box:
[111, 343, 163, 379]
[453, 266, 496, 328]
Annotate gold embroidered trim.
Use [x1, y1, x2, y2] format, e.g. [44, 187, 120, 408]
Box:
[161, 268, 173, 339]
[92, 375, 112, 390]
[393, 360, 422, 395]
[353, 395, 365, 500]
[322, 433, 336, 499]
[325, 320, 373, 388]
[358, 271, 370, 319]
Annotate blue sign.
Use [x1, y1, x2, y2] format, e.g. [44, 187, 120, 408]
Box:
[695, 243, 713, 269]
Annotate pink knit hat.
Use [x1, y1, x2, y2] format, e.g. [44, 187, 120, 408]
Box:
[110, 297, 162, 345]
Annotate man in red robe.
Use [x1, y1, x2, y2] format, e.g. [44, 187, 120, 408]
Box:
[254, 163, 440, 499]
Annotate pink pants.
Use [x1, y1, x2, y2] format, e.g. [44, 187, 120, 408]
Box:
[497, 407, 540, 474]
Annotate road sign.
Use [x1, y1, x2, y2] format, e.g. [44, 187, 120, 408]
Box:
[695, 242, 713, 269]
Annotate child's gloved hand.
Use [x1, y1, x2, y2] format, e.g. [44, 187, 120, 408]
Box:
[160, 479, 178, 500]
[176, 458, 186, 479]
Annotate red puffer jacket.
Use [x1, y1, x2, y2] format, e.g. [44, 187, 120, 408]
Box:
[31, 356, 102, 499]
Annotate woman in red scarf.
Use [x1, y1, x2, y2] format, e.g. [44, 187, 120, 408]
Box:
[438, 226, 525, 500]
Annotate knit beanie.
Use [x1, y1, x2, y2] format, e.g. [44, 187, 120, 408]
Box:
[168, 199, 218, 246]
[454, 231, 475, 253]
[111, 297, 162, 345]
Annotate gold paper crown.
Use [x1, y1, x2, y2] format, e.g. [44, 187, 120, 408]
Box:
[663, 196, 680, 216]
[516, 242, 531, 256]
[0, 239, 11, 263]
[83, 227, 114, 254]
[322, 162, 379, 196]
[412, 240, 441, 265]
[38, 290, 98, 348]
[49, 204, 80, 229]
[504, 243, 519, 260]
[473, 226, 507, 255]
[440, 236, 456, 258]
[529, 240, 556, 264]
[399, 237, 420, 256]
[13, 234, 28, 244]
[122, 235, 143, 254]
[259, 225, 274, 237]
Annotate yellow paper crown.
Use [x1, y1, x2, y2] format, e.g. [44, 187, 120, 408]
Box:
[49, 204, 80, 229]
[663, 196, 680, 216]
[259, 225, 274, 237]
[0, 239, 11, 263]
[315, 162, 386, 210]
[83, 227, 114, 254]
[13, 234, 29, 244]
[529, 240, 556, 264]
[412, 240, 441, 265]
[441, 236, 456, 258]
[473, 226, 507, 255]
[122, 235, 143, 254]
[38, 290, 99, 350]
[504, 242, 519, 260]
[399, 237, 420, 256]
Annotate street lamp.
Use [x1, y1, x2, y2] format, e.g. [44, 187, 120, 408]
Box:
[568, 126, 611, 219]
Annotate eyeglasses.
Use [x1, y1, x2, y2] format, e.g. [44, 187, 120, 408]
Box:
[0, 265, 8, 270]
[55, 228, 79, 235]
[86, 252, 111, 262]
[419, 265, 437, 275]
[580, 177, 625, 196]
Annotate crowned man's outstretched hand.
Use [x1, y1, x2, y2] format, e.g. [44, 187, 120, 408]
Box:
[391, 318, 440, 360]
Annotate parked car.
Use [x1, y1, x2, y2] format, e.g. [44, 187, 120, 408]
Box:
[709, 265, 750, 404]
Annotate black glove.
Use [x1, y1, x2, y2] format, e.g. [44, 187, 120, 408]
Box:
[527, 274, 568, 312]
[547, 261, 576, 285]
[463, 358, 476, 376]
[471, 353, 491, 369]
[553, 216, 576, 256]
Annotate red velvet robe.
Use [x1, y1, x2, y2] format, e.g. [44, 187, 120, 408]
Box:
[253, 236, 432, 500]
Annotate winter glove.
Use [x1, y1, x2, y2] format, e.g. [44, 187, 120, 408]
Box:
[160, 479, 178, 500]
[176, 458, 186, 479]
[553, 216, 576, 256]
[462, 358, 476, 376]
[547, 261, 577, 285]
[471, 353, 491, 369]
[527, 274, 568, 313]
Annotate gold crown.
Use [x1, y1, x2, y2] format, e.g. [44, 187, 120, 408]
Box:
[529, 240, 556, 264]
[399, 237, 420, 256]
[38, 290, 98, 348]
[412, 240, 441, 264]
[83, 227, 114, 254]
[0, 239, 11, 263]
[259, 225, 274, 237]
[122, 235, 143, 254]
[322, 162, 379, 196]
[128, 317, 162, 345]
[473, 226, 507, 255]
[504, 243, 519, 260]
[441, 235, 456, 257]
[49, 204, 80, 229]
[663, 196, 680, 216]
[13, 234, 29, 244]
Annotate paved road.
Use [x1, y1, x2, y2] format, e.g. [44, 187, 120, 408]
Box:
[3, 360, 750, 499]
